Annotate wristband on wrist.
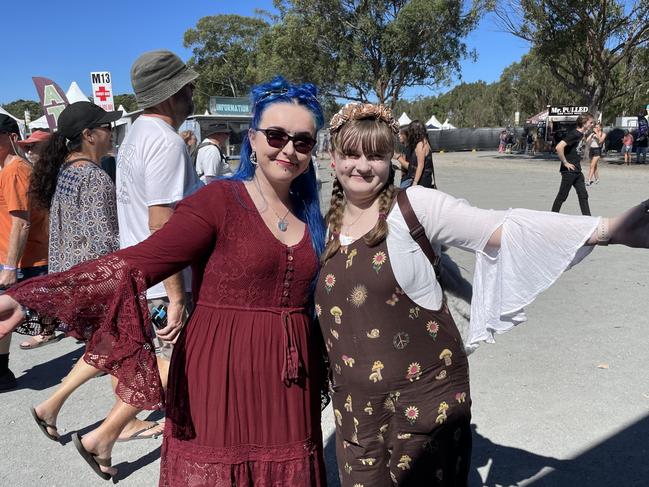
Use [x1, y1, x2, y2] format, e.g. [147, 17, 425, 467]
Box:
[596, 218, 610, 245]
[1, 265, 17, 271]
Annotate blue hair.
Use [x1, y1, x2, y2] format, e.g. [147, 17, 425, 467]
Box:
[229, 76, 326, 257]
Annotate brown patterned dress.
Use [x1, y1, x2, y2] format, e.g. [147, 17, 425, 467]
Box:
[315, 235, 472, 486]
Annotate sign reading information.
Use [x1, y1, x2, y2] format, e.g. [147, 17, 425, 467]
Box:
[548, 106, 589, 116]
[209, 97, 251, 117]
[90, 71, 115, 111]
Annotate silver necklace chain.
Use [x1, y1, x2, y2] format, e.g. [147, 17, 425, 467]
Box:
[253, 176, 291, 232]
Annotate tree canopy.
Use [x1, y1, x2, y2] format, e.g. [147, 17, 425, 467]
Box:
[2, 99, 43, 120]
[495, 0, 649, 115]
[261, 0, 487, 107]
[183, 14, 270, 111]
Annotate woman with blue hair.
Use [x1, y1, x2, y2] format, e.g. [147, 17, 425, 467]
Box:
[0, 77, 328, 485]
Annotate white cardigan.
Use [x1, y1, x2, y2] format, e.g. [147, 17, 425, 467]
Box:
[340, 186, 599, 349]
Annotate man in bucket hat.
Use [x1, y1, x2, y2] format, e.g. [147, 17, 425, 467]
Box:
[194, 121, 232, 183]
[68, 51, 205, 471]
[117, 49, 201, 362]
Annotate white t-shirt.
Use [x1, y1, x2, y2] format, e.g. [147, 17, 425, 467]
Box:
[195, 139, 232, 184]
[341, 186, 599, 350]
[116, 116, 203, 298]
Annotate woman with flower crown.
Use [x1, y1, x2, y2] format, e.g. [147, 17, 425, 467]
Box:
[0, 77, 328, 486]
[315, 102, 649, 486]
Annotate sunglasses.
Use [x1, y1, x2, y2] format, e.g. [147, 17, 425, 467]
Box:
[256, 128, 316, 154]
[24, 144, 36, 152]
[92, 123, 112, 131]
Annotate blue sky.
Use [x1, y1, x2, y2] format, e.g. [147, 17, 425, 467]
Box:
[0, 1, 530, 104]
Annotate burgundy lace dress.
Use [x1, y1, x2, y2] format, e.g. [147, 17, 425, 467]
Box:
[7, 180, 326, 487]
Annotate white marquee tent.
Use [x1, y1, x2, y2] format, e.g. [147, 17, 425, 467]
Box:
[398, 112, 412, 126]
[425, 115, 443, 129]
[28, 81, 91, 130]
[441, 119, 456, 130]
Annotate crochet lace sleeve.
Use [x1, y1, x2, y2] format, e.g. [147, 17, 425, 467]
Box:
[8, 255, 162, 409]
[6, 183, 222, 410]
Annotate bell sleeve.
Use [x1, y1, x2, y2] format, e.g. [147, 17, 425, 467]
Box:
[6, 183, 224, 409]
[408, 186, 600, 350]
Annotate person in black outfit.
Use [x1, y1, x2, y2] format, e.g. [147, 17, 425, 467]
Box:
[551, 113, 594, 215]
[403, 120, 436, 188]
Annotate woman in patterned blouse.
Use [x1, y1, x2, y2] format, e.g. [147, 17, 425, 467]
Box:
[26, 102, 164, 450]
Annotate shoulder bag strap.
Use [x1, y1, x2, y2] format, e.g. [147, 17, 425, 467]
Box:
[396, 190, 441, 278]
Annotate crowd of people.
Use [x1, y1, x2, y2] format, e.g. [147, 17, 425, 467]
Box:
[1, 48, 649, 487]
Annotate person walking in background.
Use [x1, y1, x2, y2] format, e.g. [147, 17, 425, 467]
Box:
[622, 130, 634, 166]
[0, 115, 50, 390]
[194, 122, 232, 183]
[551, 113, 593, 216]
[395, 126, 411, 188]
[25, 101, 165, 446]
[636, 110, 648, 164]
[404, 120, 436, 188]
[586, 121, 606, 185]
[498, 130, 506, 153]
[16, 130, 50, 166]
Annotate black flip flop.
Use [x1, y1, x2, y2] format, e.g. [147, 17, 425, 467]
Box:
[71, 432, 112, 480]
[30, 406, 59, 442]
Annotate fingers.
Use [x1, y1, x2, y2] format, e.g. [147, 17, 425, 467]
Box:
[155, 320, 182, 342]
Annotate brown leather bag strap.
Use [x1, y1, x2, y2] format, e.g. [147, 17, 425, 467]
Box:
[396, 190, 441, 278]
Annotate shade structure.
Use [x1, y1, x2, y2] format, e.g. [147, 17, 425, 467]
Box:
[398, 112, 412, 126]
[426, 115, 443, 128]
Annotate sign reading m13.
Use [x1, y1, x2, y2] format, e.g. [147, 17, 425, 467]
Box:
[90, 71, 115, 112]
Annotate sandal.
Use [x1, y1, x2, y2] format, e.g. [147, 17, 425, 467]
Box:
[30, 406, 60, 442]
[72, 433, 113, 480]
[116, 421, 163, 442]
[20, 333, 63, 350]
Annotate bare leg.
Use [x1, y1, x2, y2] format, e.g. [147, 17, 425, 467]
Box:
[592, 156, 600, 181]
[78, 399, 141, 477]
[588, 157, 596, 183]
[111, 375, 164, 440]
[34, 358, 101, 438]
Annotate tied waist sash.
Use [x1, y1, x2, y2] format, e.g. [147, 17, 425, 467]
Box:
[195, 302, 306, 384]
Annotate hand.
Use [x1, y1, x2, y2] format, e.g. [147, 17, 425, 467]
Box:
[0, 295, 26, 339]
[0, 269, 17, 289]
[563, 162, 576, 171]
[609, 199, 649, 248]
[155, 300, 186, 344]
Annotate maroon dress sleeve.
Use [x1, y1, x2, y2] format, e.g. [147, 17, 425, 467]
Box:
[7, 183, 225, 410]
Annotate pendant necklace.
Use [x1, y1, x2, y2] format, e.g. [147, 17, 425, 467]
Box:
[253, 176, 291, 232]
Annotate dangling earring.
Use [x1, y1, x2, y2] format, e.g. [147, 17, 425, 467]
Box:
[250, 150, 258, 166]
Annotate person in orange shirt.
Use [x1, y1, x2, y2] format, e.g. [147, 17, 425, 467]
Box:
[0, 114, 50, 391]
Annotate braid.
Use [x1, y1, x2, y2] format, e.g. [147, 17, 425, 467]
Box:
[321, 178, 346, 264]
[365, 183, 396, 247]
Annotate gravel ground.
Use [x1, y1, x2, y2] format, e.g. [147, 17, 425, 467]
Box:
[2, 150, 648, 486]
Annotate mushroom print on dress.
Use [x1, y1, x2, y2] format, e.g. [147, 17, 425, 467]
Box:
[316, 237, 471, 487]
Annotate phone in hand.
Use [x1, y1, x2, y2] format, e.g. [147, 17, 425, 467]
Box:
[151, 304, 168, 329]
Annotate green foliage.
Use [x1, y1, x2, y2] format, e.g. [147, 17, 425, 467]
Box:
[2, 99, 43, 120]
[183, 14, 270, 112]
[262, 0, 487, 107]
[496, 0, 649, 114]
[113, 94, 138, 113]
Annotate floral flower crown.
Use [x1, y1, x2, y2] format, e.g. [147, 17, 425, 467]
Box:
[329, 103, 400, 134]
